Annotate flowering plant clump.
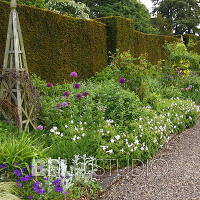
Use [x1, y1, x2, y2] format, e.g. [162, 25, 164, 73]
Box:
[70, 72, 78, 78]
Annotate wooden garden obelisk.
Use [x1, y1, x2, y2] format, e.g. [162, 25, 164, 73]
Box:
[0, 0, 35, 131]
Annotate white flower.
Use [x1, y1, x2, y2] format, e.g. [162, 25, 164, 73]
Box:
[134, 146, 138, 150]
[80, 127, 84, 131]
[134, 139, 139, 145]
[79, 121, 83, 125]
[141, 147, 145, 151]
[74, 127, 78, 131]
[70, 120, 74, 124]
[99, 129, 104, 133]
[64, 125, 68, 128]
[50, 128, 55, 133]
[84, 122, 87, 125]
[107, 131, 110, 134]
[77, 136, 80, 140]
[110, 139, 115, 143]
[53, 126, 57, 130]
[189, 116, 192, 120]
[120, 148, 124, 153]
[139, 125, 142, 129]
[107, 149, 113, 154]
[55, 131, 60, 135]
[60, 133, 64, 137]
[115, 135, 120, 140]
[145, 146, 149, 151]
[72, 136, 77, 141]
[82, 133, 85, 137]
[101, 146, 108, 150]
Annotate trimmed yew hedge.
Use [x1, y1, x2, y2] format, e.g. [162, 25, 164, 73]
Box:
[0, 1, 199, 83]
[0, 0, 108, 83]
[97, 16, 180, 64]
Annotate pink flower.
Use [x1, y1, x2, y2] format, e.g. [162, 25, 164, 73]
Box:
[37, 125, 44, 130]
[70, 72, 78, 78]
[73, 83, 80, 89]
[82, 92, 89, 97]
[118, 78, 126, 84]
[63, 91, 71, 97]
[46, 83, 53, 87]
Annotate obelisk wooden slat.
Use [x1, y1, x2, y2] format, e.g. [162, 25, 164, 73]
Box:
[0, 0, 35, 131]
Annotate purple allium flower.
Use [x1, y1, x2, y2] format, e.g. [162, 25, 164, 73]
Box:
[36, 125, 44, 130]
[76, 94, 82, 99]
[63, 91, 71, 97]
[55, 186, 63, 193]
[73, 83, 80, 89]
[0, 164, 7, 169]
[13, 169, 22, 177]
[43, 177, 48, 181]
[17, 182, 23, 188]
[28, 195, 33, 199]
[70, 72, 78, 78]
[118, 78, 126, 84]
[82, 92, 89, 97]
[46, 82, 53, 87]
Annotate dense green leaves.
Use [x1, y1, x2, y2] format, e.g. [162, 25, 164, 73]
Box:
[76, 0, 158, 33]
[152, 0, 200, 35]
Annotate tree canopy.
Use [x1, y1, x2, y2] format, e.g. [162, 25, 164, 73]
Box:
[152, 0, 200, 35]
[74, 0, 158, 33]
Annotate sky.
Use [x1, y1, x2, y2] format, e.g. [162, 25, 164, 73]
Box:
[139, 0, 153, 12]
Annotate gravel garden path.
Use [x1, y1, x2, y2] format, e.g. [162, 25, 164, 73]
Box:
[99, 119, 200, 200]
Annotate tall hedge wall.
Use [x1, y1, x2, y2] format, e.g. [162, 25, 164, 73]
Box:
[97, 17, 180, 64]
[0, 1, 199, 83]
[0, 1, 108, 83]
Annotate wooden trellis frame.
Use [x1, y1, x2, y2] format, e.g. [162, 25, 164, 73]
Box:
[0, 0, 36, 131]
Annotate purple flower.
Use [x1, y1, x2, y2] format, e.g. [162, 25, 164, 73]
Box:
[37, 166, 43, 172]
[33, 181, 46, 195]
[73, 83, 80, 89]
[118, 78, 126, 84]
[13, 169, 22, 177]
[0, 164, 7, 169]
[21, 168, 27, 172]
[36, 125, 44, 130]
[28, 195, 33, 199]
[82, 92, 89, 97]
[55, 186, 63, 193]
[63, 192, 68, 195]
[60, 102, 69, 107]
[76, 94, 82, 99]
[56, 102, 69, 109]
[188, 85, 193, 90]
[14, 163, 19, 166]
[52, 179, 61, 186]
[43, 177, 48, 181]
[20, 175, 31, 182]
[70, 72, 78, 78]
[46, 83, 53, 87]
[63, 91, 71, 97]
[17, 182, 23, 188]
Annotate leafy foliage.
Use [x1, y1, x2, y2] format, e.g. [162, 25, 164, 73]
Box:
[152, 0, 200, 35]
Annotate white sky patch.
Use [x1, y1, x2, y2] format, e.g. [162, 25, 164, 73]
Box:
[139, 0, 153, 12]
